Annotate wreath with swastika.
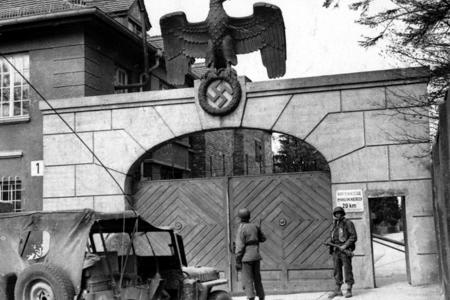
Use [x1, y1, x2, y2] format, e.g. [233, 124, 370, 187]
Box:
[198, 73, 242, 116]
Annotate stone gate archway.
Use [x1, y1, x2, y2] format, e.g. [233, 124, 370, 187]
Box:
[41, 67, 436, 288]
[127, 128, 333, 293]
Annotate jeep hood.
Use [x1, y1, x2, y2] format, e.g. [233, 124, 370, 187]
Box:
[182, 266, 220, 282]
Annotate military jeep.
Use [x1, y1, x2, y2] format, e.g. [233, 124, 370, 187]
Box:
[0, 209, 231, 300]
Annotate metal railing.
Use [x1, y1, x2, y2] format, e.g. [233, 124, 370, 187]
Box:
[372, 233, 405, 253]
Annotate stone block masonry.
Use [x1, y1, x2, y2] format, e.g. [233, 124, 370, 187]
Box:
[40, 67, 436, 287]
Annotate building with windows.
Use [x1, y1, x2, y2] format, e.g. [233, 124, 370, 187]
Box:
[190, 129, 273, 177]
[0, 1, 264, 212]
[0, 0, 192, 211]
[135, 129, 273, 183]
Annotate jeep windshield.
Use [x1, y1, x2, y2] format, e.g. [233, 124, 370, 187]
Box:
[87, 210, 187, 264]
[0, 209, 230, 300]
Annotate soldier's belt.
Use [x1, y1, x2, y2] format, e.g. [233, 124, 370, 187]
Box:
[245, 241, 259, 246]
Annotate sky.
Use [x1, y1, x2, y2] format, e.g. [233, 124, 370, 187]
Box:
[144, 0, 402, 82]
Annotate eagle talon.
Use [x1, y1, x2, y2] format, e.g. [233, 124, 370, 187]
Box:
[218, 67, 237, 79]
[217, 68, 226, 76]
[203, 69, 218, 80]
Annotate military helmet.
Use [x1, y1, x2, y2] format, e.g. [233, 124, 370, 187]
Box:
[333, 206, 346, 216]
[238, 208, 251, 220]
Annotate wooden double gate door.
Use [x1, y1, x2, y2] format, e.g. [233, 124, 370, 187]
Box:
[134, 172, 334, 293]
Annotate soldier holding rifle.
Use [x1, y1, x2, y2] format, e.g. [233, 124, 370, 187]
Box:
[327, 206, 357, 298]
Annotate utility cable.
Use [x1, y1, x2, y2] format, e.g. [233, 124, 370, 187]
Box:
[3, 55, 161, 285]
[0, 53, 137, 214]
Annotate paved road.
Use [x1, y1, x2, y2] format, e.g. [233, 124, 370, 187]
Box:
[233, 232, 442, 299]
[232, 282, 441, 300]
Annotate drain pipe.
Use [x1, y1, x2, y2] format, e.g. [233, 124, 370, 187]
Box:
[113, 49, 161, 91]
[114, 8, 162, 92]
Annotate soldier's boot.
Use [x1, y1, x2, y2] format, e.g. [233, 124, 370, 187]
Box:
[328, 285, 343, 298]
[344, 285, 352, 298]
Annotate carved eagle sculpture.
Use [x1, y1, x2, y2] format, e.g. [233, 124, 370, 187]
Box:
[160, 0, 286, 85]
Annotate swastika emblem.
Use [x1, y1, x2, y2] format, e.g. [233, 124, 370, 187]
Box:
[199, 72, 242, 116]
[206, 80, 233, 109]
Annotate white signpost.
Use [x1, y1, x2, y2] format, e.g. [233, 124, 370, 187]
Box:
[31, 160, 44, 177]
[336, 189, 364, 212]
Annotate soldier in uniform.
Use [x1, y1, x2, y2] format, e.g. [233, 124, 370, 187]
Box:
[328, 206, 357, 298]
[235, 208, 266, 300]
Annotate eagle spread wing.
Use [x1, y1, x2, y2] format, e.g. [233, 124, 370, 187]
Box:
[228, 3, 286, 78]
[160, 12, 209, 85]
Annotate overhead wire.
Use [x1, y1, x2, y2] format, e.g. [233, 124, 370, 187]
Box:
[2, 53, 164, 288]
[0, 53, 137, 215]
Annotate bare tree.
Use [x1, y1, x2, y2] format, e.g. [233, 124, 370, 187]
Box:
[273, 135, 329, 173]
[323, 0, 450, 144]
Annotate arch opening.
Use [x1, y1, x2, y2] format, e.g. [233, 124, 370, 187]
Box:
[126, 128, 329, 195]
[125, 128, 334, 294]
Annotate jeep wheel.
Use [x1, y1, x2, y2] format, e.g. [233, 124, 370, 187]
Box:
[207, 290, 232, 300]
[14, 264, 74, 300]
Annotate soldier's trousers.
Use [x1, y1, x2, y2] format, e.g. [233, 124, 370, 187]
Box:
[241, 260, 265, 299]
[333, 250, 354, 286]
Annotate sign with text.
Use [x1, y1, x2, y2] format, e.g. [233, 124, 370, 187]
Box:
[31, 160, 44, 177]
[336, 189, 364, 212]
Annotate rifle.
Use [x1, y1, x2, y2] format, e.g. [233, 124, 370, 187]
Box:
[323, 241, 354, 257]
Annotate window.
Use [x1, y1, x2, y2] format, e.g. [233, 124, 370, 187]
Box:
[255, 140, 263, 162]
[89, 233, 106, 252]
[128, 19, 142, 36]
[114, 67, 128, 94]
[0, 54, 30, 118]
[135, 232, 173, 256]
[139, 73, 148, 92]
[70, 0, 87, 5]
[0, 176, 22, 212]
[19, 230, 50, 261]
[106, 232, 174, 256]
[160, 166, 183, 180]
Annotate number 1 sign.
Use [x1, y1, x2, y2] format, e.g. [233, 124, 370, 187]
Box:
[31, 160, 44, 177]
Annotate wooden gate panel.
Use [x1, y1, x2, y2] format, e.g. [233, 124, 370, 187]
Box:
[134, 178, 229, 276]
[134, 172, 333, 293]
[285, 220, 332, 267]
[230, 172, 334, 293]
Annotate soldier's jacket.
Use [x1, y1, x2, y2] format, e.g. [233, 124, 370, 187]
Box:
[331, 217, 357, 251]
[235, 221, 266, 263]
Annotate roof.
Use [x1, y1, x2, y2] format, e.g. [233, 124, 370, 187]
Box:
[92, 210, 174, 233]
[149, 35, 164, 50]
[0, 0, 137, 21]
[0, 209, 172, 233]
[86, 0, 136, 13]
[191, 62, 209, 78]
[148, 35, 201, 81]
